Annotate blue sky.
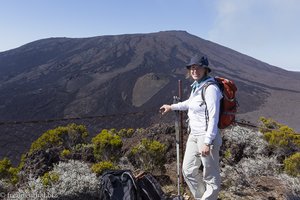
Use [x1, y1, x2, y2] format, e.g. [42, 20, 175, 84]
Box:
[0, 0, 299, 71]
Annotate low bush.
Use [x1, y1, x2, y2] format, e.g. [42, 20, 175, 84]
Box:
[0, 157, 19, 184]
[117, 128, 135, 138]
[129, 138, 166, 173]
[91, 161, 116, 176]
[259, 117, 281, 133]
[29, 123, 88, 155]
[0, 158, 11, 179]
[60, 149, 71, 158]
[260, 117, 300, 157]
[41, 171, 59, 186]
[92, 129, 123, 161]
[264, 128, 300, 148]
[15, 160, 99, 200]
[284, 152, 300, 177]
[224, 149, 232, 160]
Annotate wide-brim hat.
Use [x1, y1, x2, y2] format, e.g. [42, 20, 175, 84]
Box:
[186, 55, 211, 73]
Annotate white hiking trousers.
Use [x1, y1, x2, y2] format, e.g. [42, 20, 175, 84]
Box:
[182, 133, 222, 200]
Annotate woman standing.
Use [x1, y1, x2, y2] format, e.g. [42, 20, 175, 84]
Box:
[160, 55, 222, 200]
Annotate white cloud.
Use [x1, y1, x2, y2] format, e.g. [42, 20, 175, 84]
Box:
[208, 0, 300, 71]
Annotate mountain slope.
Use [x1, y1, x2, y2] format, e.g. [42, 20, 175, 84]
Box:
[0, 30, 299, 131]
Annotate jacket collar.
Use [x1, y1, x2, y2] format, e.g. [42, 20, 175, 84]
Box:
[191, 76, 212, 92]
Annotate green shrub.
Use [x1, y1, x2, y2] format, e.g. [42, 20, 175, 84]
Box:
[259, 117, 281, 133]
[29, 123, 88, 155]
[109, 128, 117, 135]
[41, 171, 60, 186]
[263, 129, 300, 149]
[284, 152, 300, 177]
[92, 129, 123, 161]
[224, 149, 232, 160]
[117, 128, 135, 138]
[0, 157, 19, 184]
[292, 134, 300, 147]
[0, 157, 11, 178]
[91, 161, 116, 176]
[8, 167, 19, 184]
[129, 138, 167, 173]
[60, 149, 71, 158]
[260, 117, 300, 149]
[18, 154, 26, 171]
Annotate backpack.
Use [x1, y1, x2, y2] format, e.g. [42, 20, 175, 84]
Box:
[202, 76, 238, 129]
[99, 170, 141, 200]
[136, 172, 167, 200]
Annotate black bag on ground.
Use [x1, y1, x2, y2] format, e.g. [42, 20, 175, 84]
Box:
[136, 172, 167, 200]
[99, 170, 141, 200]
[170, 195, 184, 200]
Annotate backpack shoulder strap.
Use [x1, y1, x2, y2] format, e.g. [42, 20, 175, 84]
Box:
[201, 80, 219, 131]
[201, 81, 219, 101]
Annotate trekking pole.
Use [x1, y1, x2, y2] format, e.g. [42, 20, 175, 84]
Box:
[173, 95, 181, 196]
[178, 80, 184, 187]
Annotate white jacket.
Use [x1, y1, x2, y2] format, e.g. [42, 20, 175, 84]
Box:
[171, 77, 223, 144]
